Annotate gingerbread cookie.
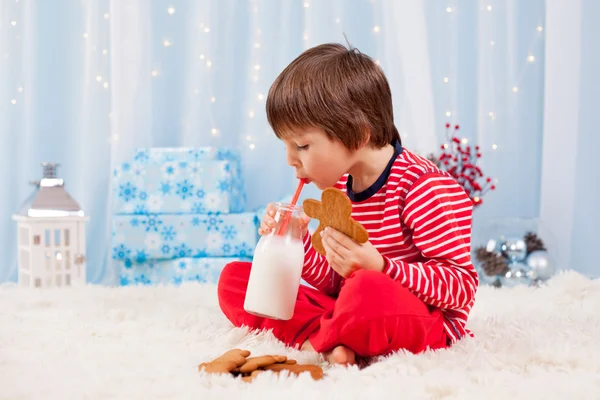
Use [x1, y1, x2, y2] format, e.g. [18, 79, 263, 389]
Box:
[198, 349, 250, 374]
[303, 187, 369, 255]
[238, 355, 287, 374]
[198, 350, 323, 382]
[241, 370, 264, 383]
[241, 363, 323, 382]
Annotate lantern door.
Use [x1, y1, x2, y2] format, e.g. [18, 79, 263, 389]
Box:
[33, 222, 83, 287]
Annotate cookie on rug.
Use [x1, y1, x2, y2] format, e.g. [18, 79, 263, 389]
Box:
[198, 350, 323, 382]
[197, 349, 250, 374]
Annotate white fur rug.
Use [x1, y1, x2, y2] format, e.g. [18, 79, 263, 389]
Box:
[1, 271, 599, 400]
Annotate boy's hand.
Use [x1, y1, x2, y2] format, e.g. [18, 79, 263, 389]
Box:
[258, 202, 311, 237]
[320, 227, 385, 278]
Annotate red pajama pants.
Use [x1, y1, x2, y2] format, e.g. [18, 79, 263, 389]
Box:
[217, 262, 448, 356]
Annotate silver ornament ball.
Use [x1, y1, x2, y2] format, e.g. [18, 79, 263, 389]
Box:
[501, 238, 527, 262]
[500, 262, 531, 288]
[526, 250, 554, 282]
[485, 238, 502, 253]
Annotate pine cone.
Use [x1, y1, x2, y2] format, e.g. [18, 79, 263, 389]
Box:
[524, 231, 545, 254]
[474, 246, 509, 276]
[482, 253, 509, 276]
[474, 246, 490, 262]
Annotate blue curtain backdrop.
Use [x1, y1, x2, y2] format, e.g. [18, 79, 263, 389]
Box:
[1, 0, 598, 284]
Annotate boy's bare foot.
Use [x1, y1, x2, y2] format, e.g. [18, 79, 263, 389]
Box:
[301, 340, 356, 366]
[325, 345, 356, 366]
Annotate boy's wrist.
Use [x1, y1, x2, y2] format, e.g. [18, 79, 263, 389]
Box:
[380, 256, 395, 276]
[376, 255, 387, 273]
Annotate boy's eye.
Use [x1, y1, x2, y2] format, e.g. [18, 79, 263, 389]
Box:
[296, 145, 309, 151]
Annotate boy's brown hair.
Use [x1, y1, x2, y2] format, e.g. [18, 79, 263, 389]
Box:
[266, 43, 400, 151]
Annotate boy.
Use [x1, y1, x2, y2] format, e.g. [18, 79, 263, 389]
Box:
[217, 43, 478, 366]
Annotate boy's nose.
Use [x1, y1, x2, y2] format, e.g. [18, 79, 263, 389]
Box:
[286, 152, 300, 167]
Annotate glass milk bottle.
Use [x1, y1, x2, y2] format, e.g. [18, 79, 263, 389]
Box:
[244, 203, 305, 320]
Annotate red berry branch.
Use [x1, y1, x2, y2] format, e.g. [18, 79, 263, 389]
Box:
[427, 123, 496, 208]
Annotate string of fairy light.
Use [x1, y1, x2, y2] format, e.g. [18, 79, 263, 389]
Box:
[80, 6, 113, 141]
[244, 0, 263, 151]
[6, 2, 543, 154]
[443, 4, 544, 152]
[7, 1, 24, 106]
[4, 1, 386, 151]
[7, 3, 112, 108]
[194, 5, 219, 139]
[158, 4, 246, 144]
[84, 8, 110, 89]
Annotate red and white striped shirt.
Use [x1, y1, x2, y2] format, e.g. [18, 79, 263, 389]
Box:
[301, 142, 479, 343]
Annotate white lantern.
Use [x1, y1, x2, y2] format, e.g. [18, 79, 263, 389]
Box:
[12, 162, 89, 288]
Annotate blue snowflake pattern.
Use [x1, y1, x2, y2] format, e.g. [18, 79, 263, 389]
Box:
[120, 276, 132, 286]
[176, 180, 195, 200]
[186, 274, 204, 283]
[196, 189, 205, 199]
[160, 182, 171, 195]
[121, 162, 131, 172]
[191, 217, 201, 227]
[112, 244, 131, 260]
[194, 248, 208, 258]
[217, 149, 233, 159]
[222, 244, 232, 254]
[223, 163, 231, 173]
[134, 150, 149, 163]
[161, 244, 171, 255]
[161, 226, 176, 241]
[203, 213, 223, 231]
[129, 218, 140, 228]
[221, 225, 237, 240]
[119, 182, 137, 202]
[218, 179, 230, 193]
[191, 203, 207, 214]
[178, 161, 188, 169]
[142, 215, 163, 232]
[135, 250, 148, 264]
[134, 274, 152, 285]
[124, 259, 133, 268]
[139, 191, 148, 201]
[191, 148, 212, 160]
[173, 243, 192, 258]
[133, 205, 148, 215]
[229, 151, 241, 161]
[172, 276, 183, 285]
[177, 260, 187, 270]
[164, 164, 176, 177]
[234, 243, 254, 258]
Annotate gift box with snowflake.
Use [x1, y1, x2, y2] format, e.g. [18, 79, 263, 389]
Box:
[112, 147, 246, 215]
[110, 147, 258, 286]
[111, 212, 259, 263]
[117, 256, 252, 286]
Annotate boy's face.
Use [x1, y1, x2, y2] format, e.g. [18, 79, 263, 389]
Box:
[282, 127, 354, 190]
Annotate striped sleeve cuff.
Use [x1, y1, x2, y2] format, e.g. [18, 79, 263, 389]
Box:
[382, 257, 401, 280]
[303, 230, 312, 252]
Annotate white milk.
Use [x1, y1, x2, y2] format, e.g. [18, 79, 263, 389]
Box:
[244, 234, 305, 320]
